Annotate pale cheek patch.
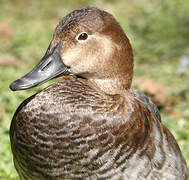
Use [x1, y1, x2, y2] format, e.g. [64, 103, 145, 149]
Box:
[93, 35, 116, 67]
[62, 34, 116, 75]
[62, 47, 81, 67]
[98, 35, 115, 57]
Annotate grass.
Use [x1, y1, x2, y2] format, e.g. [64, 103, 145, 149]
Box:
[0, 0, 188, 179]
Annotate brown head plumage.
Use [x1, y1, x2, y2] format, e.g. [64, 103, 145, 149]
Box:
[50, 6, 133, 94]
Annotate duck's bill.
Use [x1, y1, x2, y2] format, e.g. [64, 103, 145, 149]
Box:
[10, 42, 70, 91]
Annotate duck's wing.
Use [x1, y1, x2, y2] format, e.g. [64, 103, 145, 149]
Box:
[131, 88, 161, 122]
[130, 88, 188, 179]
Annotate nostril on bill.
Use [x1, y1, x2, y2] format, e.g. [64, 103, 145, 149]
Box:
[41, 60, 53, 72]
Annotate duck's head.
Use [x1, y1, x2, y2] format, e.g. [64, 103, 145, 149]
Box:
[10, 7, 133, 94]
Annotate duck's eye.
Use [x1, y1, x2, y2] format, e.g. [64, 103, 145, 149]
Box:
[77, 32, 88, 41]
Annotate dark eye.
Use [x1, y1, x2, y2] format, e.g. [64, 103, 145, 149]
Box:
[77, 32, 88, 41]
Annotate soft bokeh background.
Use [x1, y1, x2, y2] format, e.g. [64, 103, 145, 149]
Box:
[0, 0, 189, 179]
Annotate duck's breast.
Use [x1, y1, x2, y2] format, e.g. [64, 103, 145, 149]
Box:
[10, 77, 187, 179]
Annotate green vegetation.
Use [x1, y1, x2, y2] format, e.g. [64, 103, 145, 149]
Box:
[0, 0, 188, 179]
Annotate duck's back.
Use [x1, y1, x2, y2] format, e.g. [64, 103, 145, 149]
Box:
[10, 77, 187, 180]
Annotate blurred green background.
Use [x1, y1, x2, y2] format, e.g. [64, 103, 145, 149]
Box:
[0, 0, 189, 179]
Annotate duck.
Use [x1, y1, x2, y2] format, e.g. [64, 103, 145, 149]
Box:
[9, 6, 188, 180]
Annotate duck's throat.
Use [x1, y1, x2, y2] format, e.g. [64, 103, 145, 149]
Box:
[89, 77, 131, 95]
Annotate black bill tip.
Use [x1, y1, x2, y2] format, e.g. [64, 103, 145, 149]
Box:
[9, 78, 36, 91]
[10, 80, 22, 91]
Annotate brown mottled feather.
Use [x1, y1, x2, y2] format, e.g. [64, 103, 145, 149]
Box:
[10, 77, 187, 180]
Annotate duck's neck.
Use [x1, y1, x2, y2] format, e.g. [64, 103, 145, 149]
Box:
[89, 75, 132, 95]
